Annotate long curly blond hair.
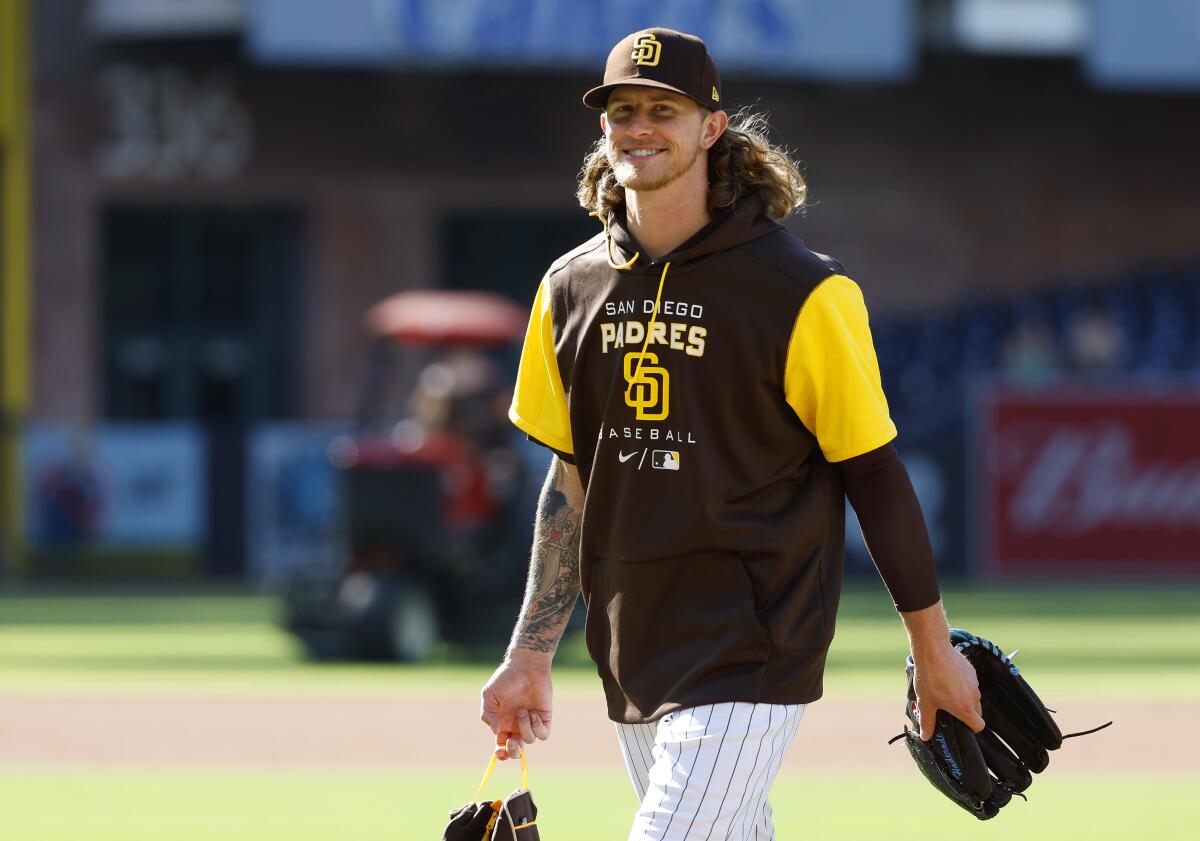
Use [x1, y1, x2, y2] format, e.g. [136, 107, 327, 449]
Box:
[576, 107, 807, 221]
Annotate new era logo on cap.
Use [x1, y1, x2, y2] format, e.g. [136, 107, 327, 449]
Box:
[583, 27, 722, 111]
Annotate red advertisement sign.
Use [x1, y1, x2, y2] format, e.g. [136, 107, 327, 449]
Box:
[979, 387, 1200, 574]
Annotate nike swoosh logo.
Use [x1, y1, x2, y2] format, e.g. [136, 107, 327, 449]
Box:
[619, 450, 639, 463]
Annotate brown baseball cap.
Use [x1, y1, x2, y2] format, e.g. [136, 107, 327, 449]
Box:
[582, 28, 723, 111]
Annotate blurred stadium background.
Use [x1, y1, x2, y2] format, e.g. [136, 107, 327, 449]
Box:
[0, 1, 1197, 839]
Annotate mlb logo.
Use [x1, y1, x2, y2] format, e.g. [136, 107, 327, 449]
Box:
[651, 450, 680, 470]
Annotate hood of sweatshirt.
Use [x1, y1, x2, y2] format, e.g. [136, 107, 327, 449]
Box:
[603, 195, 782, 272]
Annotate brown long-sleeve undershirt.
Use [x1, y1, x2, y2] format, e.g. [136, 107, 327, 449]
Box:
[840, 441, 941, 613]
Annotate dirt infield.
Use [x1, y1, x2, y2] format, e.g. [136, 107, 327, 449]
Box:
[0, 692, 1183, 773]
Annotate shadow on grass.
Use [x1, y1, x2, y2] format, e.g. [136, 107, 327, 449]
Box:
[0, 588, 276, 625]
[834, 582, 1200, 620]
[8, 649, 1196, 674]
[2, 584, 1199, 676]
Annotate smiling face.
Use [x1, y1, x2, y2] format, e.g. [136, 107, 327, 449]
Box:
[601, 86, 718, 194]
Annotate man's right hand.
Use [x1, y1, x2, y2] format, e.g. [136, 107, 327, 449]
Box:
[480, 650, 554, 760]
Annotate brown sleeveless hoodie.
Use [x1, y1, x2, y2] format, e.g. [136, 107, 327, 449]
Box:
[535, 197, 859, 723]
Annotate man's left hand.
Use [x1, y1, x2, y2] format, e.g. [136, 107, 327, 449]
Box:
[911, 641, 984, 740]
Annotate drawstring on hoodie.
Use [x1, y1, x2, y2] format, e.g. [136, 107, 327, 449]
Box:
[590, 210, 639, 270]
[590, 210, 671, 404]
[628, 261, 670, 402]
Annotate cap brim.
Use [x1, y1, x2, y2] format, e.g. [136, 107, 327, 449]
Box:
[582, 78, 712, 110]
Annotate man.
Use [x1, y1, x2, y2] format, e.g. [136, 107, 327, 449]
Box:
[481, 28, 983, 840]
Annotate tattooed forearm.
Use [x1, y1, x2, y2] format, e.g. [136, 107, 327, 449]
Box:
[510, 458, 583, 655]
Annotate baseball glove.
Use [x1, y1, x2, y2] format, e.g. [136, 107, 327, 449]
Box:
[889, 628, 1111, 820]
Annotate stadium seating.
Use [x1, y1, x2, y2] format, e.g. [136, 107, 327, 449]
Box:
[876, 262, 1200, 428]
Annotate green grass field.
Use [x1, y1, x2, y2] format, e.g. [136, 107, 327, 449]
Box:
[0, 770, 1192, 841]
[2, 584, 1198, 697]
[0, 584, 1196, 840]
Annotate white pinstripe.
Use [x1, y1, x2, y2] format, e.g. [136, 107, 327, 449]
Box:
[614, 702, 805, 841]
[744, 707, 804, 840]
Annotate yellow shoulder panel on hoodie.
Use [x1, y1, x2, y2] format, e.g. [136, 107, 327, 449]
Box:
[509, 275, 574, 455]
[783, 274, 896, 462]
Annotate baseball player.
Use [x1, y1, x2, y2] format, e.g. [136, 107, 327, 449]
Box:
[480, 28, 984, 840]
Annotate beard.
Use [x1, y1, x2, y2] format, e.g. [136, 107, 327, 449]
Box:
[606, 139, 701, 193]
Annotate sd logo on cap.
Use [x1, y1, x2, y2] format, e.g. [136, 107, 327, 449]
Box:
[631, 33, 662, 67]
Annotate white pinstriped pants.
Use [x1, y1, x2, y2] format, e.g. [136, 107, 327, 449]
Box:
[614, 702, 806, 841]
